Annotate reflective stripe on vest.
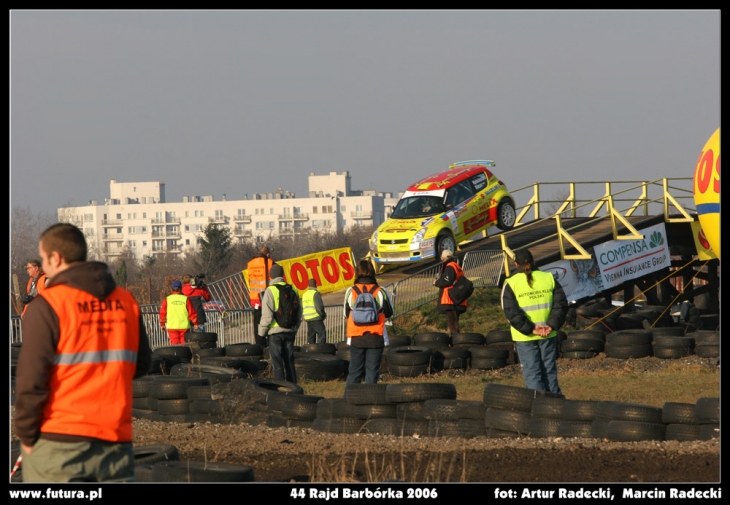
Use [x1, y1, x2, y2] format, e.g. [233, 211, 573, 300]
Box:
[302, 288, 320, 321]
[38, 284, 140, 442]
[505, 270, 556, 342]
[247, 256, 272, 304]
[439, 262, 467, 307]
[165, 293, 190, 330]
[346, 284, 386, 338]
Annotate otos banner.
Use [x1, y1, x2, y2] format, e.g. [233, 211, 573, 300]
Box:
[593, 223, 671, 289]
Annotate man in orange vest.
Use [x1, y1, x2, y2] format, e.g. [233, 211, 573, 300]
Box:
[14, 223, 152, 482]
[247, 245, 275, 347]
[21, 259, 48, 319]
[434, 249, 468, 335]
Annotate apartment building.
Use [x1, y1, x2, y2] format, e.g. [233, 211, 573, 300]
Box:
[59, 172, 400, 262]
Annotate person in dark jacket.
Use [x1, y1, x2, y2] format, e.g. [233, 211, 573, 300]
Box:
[434, 249, 467, 335]
[15, 223, 152, 482]
[501, 248, 568, 395]
[182, 273, 211, 331]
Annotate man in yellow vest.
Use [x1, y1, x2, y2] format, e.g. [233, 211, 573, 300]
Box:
[160, 280, 199, 345]
[501, 249, 568, 395]
[302, 278, 327, 344]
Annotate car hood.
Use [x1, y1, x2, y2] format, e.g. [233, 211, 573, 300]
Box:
[377, 218, 435, 235]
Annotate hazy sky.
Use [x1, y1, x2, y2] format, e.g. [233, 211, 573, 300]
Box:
[10, 10, 720, 215]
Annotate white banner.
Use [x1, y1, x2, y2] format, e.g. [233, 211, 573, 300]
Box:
[594, 223, 671, 289]
[542, 257, 604, 303]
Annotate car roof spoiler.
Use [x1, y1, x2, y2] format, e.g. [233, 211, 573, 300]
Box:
[449, 160, 496, 169]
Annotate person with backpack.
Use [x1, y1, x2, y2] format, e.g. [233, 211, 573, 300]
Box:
[343, 259, 393, 387]
[258, 264, 301, 384]
[434, 249, 469, 335]
[501, 248, 568, 395]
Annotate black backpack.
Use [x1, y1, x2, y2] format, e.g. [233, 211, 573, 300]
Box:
[449, 274, 474, 305]
[272, 284, 300, 329]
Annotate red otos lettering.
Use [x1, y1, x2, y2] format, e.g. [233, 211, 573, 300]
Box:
[338, 252, 355, 280]
[695, 149, 720, 195]
[321, 256, 339, 283]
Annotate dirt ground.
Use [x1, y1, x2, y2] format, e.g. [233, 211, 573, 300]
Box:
[11, 355, 720, 483]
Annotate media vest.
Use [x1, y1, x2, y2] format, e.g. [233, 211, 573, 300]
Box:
[38, 284, 140, 442]
[165, 293, 191, 330]
[247, 256, 273, 305]
[302, 288, 321, 321]
[346, 283, 386, 338]
[439, 261, 468, 308]
[505, 270, 557, 342]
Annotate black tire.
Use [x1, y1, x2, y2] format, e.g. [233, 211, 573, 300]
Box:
[609, 402, 663, 423]
[528, 418, 562, 438]
[435, 232, 457, 263]
[561, 339, 605, 353]
[485, 330, 513, 345]
[482, 384, 543, 412]
[344, 383, 391, 405]
[652, 345, 693, 359]
[651, 327, 685, 337]
[312, 417, 364, 434]
[169, 363, 252, 383]
[413, 332, 451, 347]
[225, 343, 264, 357]
[606, 330, 653, 346]
[565, 330, 607, 341]
[396, 402, 428, 421]
[604, 343, 653, 359]
[469, 347, 509, 359]
[451, 332, 486, 346]
[563, 400, 600, 421]
[387, 334, 412, 347]
[422, 399, 460, 421]
[153, 345, 193, 361]
[249, 378, 304, 405]
[132, 408, 161, 421]
[426, 420, 461, 437]
[470, 357, 507, 370]
[698, 424, 720, 440]
[266, 390, 303, 411]
[151, 461, 255, 482]
[316, 398, 357, 419]
[662, 402, 701, 424]
[561, 351, 600, 359]
[191, 347, 226, 359]
[456, 400, 487, 420]
[134, 464, 155, 482]
[385, 383, 457, 403]
[186, 385, 213, 401]
[386, 363, 430, 377]
[590, 419, 611, 439]
[299, 343, 337, 355]
[353, 404, 398, 420]
[531, 395, 565, 419]
[132, 397, 154, 409]
[694, 397, 720, 423]
[148, 377, 210, 400]
[556, 421, 594, 438]
[132, 376, 156, 398]
[652, 335, 695, 348]
[665, 424, 702, 441]
[496, 198, 516, 231]
[362, 418, 428, 437]
[185, 332, 218, 343]
[695, 345, 719, 358]
[699, 314, 719, 330]
[455, 419, 487, 438]
[606, 421, 667, 442]
[295, 354, 346, 381]
[157, 398, 193, 415]
[484, 407, 530, 434]
[281, 395, 323, 421]
[386, 346, 433, 366]
[198, 356, 249, 369]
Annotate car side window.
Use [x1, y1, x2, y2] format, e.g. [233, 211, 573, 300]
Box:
[445, 180, 474, 208]
[470, 172, 488, 192]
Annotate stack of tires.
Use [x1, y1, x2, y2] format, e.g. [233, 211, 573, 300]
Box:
[312, 398, 364, 434]
[557, 400, 600, 438]
[484, 329, 519, 365]
[483, 384, 555, 438]
[224, 342, 268, 374]
[605, 402, 666, 442]
[133, 376, 211, 422]
[294, 346, 347, 381]
[689, 330, 719, 358]
[651, 327, 693, 359]
[385, 346, 432, 377]
[344, 384, 401, 434]
[604, 329, 653, 359]
[560, 330, 605, 359]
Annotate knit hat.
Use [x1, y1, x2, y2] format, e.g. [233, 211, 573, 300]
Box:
[441, 249, 454, 261]
[270, 264, 284, 279]
[172, 280, 182, 290]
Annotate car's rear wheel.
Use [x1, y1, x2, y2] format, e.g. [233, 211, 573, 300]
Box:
[497, 199, 516, 231]
[436, 232, 456, 260]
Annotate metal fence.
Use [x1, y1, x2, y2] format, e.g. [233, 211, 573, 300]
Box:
[9, 250, 504, 350]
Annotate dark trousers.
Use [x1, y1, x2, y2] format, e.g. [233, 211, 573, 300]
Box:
[345, 346, 383, 386]
[269, 332, 297, 384]
[306, 319, 327, 344]
[446, 310, 461, 335]
[253, 306, 267, 347]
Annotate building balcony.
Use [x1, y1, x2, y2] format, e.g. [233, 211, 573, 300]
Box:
[151, 247, 182, 254]
[166, 230, 181, 238]
[208, 216, 228, 224]
[102, 233, 124, 241]
[234, 229, 252, 237]
[233, 215, 252, 223]
[101, 219, 123, 226]
[151, 231, 165, 238]
[278, 213, 309, 220]
[151, 217, 181, 224]
[350, 211, 372, 219]
[103, 249, 123, 256]
[280, 227, 309, 236]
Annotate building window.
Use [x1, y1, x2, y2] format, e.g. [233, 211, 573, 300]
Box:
[84, 214, 93, 222]
[270, 208, 274, 214]
[255, 208, 260, 215]
[142, 213, 146, 219]
[129, 240, 136, 248]
[185, 225, 190, 232]
[141, 226, 147, 233]
[85, 228, 95, 236]
[215, 210, 224, 218]
[186, 239, 190, 245]
[256, 222, 264, 229]
[238, 209, 246, 217]
[142, 240, 147, 247]
[116, 213, 122, 219]
[185, 211, 189, 217]
[312, 207, 318, 214]
[340, 205, 346, 212]
[268, 221, 275, 229]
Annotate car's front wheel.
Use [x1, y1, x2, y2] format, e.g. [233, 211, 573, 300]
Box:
[497, 199, 516, 231]
[436, 232, 457, 261]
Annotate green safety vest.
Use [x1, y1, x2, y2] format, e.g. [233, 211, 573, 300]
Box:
[267, 281, 286, 329]
[505, 270, 556, 342]
[165, 293, 190, 330]
[302, 288, 320, 321]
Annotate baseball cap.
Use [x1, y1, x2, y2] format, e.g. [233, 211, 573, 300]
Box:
[172, 280, 183, 289]
[270, 264, 284, 278]
[441, 249, 454, 261]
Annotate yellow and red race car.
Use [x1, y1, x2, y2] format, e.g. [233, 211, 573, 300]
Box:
[369, 160, 515, 266]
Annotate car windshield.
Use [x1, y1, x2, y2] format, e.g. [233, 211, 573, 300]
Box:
[391, 196, 446, 219]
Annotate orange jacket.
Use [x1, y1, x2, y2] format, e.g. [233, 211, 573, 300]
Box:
[439, 261, 468, 308]
[346, 283, 387, 338]
[247, 256, 274, 306]
[21, 273, 48, 319]
[37, 284, 141, 442]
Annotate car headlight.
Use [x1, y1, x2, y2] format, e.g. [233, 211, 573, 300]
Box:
[411, 228, 426, 245]
[370, 230, 379, 250]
